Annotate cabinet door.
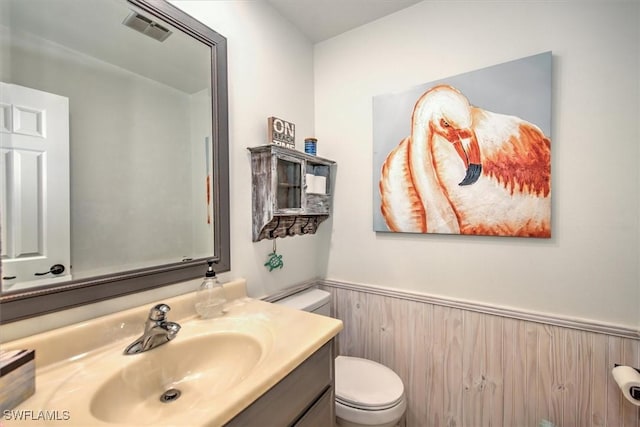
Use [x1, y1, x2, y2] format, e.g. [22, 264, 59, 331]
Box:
[225, 342, 333, 427]
[274, 154, 304, 213]
[294, 388, 335, 427]
[304, 162, 331, 214]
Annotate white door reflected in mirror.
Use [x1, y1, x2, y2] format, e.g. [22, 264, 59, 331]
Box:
[0, 82, 71, 291]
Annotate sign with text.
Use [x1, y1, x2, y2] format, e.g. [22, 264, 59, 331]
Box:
[267, 116, 295, 149]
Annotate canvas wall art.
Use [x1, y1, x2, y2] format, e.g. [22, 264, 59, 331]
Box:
[373, 52, 552, 238]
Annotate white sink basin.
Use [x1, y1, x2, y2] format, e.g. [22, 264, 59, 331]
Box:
[89, 332, 263, 424]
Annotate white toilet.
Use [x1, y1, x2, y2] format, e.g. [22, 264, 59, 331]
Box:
[276, 289, 407, 427]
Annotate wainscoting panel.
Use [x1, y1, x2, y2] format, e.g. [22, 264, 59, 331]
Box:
[319, 282, 640, 427]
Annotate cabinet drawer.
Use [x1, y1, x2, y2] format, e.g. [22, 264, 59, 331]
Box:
[226, 342, 333, 426]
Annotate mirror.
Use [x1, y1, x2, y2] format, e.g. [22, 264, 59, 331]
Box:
[0, 0, 230, 322]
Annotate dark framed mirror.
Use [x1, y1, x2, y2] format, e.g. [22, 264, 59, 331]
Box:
[0, 0, 229, 322]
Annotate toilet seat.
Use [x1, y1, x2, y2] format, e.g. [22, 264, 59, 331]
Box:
[335, 398, 407, 427]
[335, 356, 405, 411]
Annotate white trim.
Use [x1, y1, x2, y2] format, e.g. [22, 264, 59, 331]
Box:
[317, 279, 640, 340]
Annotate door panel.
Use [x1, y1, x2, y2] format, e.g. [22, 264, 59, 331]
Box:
[0, 82, 70, 290]
[10, 149, 44, 257]
[13, 104, 46, 137]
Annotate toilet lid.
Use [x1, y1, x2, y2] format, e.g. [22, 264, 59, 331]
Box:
[335, 356, 405, 410]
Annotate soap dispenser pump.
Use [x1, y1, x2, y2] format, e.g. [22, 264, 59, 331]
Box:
[195, 260, 226, 318]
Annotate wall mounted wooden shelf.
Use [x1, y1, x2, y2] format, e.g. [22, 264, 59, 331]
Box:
[248, 145, 336, 242]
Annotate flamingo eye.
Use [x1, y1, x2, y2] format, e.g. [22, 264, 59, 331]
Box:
[441, 119, 450, 128]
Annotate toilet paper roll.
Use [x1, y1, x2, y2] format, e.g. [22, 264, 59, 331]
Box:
[612, 365, 640, 406]
[305, 174, 316, 192]
[305, 174, 326, 194]
[313, 176, 326, 194]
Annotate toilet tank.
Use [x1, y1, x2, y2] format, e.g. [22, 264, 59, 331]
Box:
[275, 288, 331, 316]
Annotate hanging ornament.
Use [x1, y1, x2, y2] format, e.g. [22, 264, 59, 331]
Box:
[264, 239, 284, 272]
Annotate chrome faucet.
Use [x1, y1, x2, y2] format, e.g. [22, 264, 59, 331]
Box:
[123, 303, 181, 355]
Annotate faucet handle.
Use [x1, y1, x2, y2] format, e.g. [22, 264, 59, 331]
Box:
[149, 303, 170, 321]
[166, 322, 181, 336]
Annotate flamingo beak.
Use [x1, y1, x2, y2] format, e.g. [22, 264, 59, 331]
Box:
[456, 129, 482, 186]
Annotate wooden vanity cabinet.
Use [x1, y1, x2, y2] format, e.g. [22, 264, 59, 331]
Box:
[248, 145, 336, 242]
[225, 341, 335, 427]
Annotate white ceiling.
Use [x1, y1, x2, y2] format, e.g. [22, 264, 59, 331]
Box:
[266, 0, 422, 43]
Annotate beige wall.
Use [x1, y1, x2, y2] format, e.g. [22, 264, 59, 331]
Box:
[314, 1, 640, 329]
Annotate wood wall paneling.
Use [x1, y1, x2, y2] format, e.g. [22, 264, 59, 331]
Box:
[320, 283, 640, 427]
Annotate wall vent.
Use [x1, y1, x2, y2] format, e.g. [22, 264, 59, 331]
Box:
[122, 11, 172, 42]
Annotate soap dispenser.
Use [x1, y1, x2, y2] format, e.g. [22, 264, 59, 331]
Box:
[195, 260, 226, 318]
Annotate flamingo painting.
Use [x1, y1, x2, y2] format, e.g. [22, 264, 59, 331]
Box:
[379, 84, 551, 237]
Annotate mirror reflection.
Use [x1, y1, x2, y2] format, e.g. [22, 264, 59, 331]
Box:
[1, 0, 215, 293]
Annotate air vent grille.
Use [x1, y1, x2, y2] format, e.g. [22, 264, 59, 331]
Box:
[122, 11, 172, 42]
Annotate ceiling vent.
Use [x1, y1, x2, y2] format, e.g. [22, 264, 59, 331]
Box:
[122, 11, 172, 42]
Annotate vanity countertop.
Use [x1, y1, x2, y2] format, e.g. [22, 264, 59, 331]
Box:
[2, 279, 343, 426]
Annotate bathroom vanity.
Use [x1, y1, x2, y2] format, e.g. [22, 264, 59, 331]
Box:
[2, 279, 342, 426]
